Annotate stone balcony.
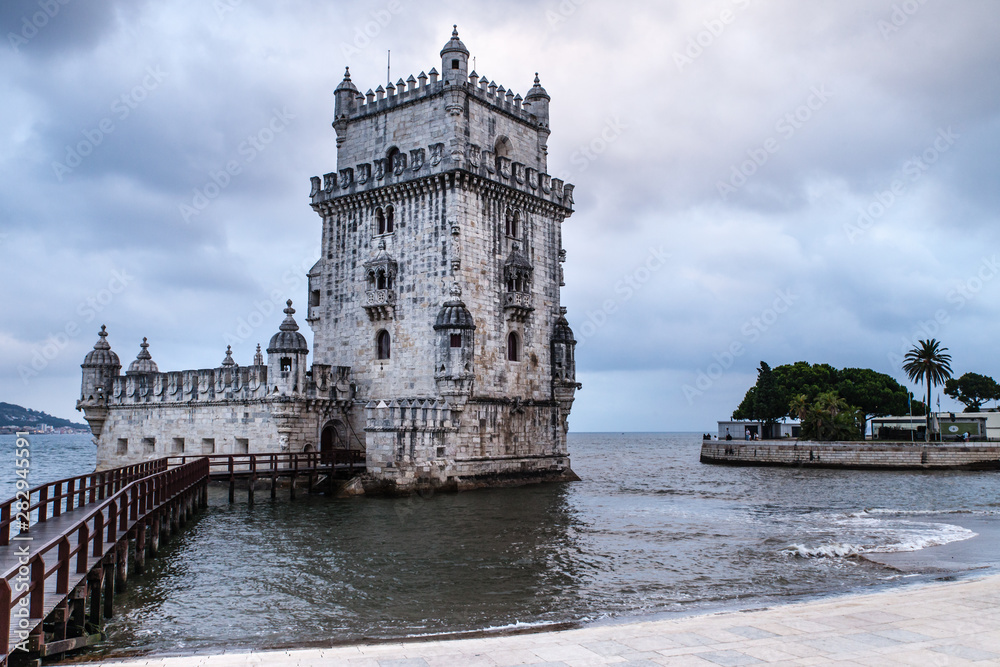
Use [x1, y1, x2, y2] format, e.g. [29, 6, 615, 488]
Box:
[503, 291, 533, 321]
[364, 289, 396, 321]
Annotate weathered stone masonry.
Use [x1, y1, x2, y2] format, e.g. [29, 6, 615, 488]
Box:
[78, 28, 581, 492]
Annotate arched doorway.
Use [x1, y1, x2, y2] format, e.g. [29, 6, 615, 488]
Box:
[320, 420, 346, 464]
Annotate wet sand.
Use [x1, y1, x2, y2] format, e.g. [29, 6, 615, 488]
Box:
[863, 514, 1000, 574]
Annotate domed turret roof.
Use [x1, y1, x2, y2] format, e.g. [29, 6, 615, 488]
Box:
[434, 284, 476, 330]
[553, 309, 576, 343]
[440, 25, 469, 57]
[525, 72, 550, 101]
[267, 300, 309, 353]
[83, 325, 121, 368]
[126, 338, 159, 375]
[335, 66, 358, 93]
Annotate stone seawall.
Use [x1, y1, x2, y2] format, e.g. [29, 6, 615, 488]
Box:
[700, 441, 1000, 470]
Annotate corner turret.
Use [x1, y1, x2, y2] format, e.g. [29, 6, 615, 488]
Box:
[433, 283, 476, 397]
[77, 325, 121, 438]
[440, 25, 470, 86]
[267, 300, 309, 395]
[333, 67, 358, 148]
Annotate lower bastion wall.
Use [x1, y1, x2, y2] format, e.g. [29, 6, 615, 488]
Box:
[700, 441, 1000, 470]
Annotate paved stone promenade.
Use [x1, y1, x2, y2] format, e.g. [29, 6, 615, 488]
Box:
[98, 574, 1000, 666]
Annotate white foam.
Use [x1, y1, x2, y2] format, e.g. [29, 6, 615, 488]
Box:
[783, 515, 977, 559]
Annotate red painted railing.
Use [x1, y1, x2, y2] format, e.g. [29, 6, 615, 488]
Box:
[166, 450, 364, 475]
[0, 460, 167, 548]
[0, 458, 208, 656]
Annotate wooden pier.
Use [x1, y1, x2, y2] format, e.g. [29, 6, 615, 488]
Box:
[0, 450, 364, 665]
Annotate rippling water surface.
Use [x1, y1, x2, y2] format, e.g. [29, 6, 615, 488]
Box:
[3, 433, 999, 656]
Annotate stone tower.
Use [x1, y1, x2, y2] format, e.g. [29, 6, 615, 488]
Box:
[307, 27, 580, 489]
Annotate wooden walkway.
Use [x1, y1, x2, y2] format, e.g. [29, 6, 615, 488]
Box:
[0, 450, 364, 665]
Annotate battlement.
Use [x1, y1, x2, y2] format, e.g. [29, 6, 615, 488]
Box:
[364, 398, 458, 432]
[308, 149, 574, 210]
[346, 72, 537, 125]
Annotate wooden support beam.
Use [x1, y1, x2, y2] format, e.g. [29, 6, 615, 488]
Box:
[135, 522, 147, 574]
[88, 569, 103, 627]
[103, 557, 115, 619]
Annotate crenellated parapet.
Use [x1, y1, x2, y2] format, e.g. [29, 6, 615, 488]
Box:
[364, 398, 458, 432]
[108, 364, 270, 405]
[308, 150, 574, 210]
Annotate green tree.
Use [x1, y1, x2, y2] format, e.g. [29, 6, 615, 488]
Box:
[793, 391, 863, 441]
[944, 372, 1000, 412]
[732, 362, 788, 438]
[835, 367, 910, 438]
[902, 339, 953, 441]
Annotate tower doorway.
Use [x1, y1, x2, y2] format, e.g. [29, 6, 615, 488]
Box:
[320, 420, 346, 464]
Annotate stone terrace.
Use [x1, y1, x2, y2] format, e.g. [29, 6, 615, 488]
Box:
[92, 573, 1000, 666]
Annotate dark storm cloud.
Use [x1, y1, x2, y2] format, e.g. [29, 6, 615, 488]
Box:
[1, 0, 998, 431]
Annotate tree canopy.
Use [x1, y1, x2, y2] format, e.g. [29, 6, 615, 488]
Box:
[733, 361, 911, 437]
[944, 372, 1000, 412]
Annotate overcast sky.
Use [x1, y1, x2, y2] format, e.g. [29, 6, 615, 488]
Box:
[2, 0, 998, 431]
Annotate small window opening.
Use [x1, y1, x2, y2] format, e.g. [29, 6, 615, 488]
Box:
[202, 438, 216, 454]
[376, 208, 386, 235]
[386, 205, 394, 233]
[171, 437, 185, 453]
[452, 59, 460, 70]
[377, 330, 391, 360]
[234, 437, 249, 454]
[376, 270, 386, 290]
[142, 437, 155, 454]
[116, 438, 128, 455]
[280, 357, 292, 372]
[450, 333, 462, 348]
[507, 332, 520, 362]
[512, 211, 520, 238]
[310, 290, 320, 307]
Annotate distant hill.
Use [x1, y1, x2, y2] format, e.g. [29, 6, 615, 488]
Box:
[0, 402, 88, 432]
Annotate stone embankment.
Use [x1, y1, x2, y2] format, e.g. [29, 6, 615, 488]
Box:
[700, 440, 1000, 469]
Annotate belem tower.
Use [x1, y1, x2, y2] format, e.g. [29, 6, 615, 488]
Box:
[77, 27, 581, 492]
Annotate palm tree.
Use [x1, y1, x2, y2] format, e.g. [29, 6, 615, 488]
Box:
[902, 339, 953, 442]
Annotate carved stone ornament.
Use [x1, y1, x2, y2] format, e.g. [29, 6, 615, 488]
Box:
[410, 148, 425, 171]
[356, 163, 371, 185]
[309, 176, 321, 197]
[374, 158, 386, 180]
[339, 167, 353, 189]
[323, 172, 337, 193]
[429, 143, 444, 167]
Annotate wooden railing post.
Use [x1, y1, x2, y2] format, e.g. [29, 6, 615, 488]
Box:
[107, 501, 117, 542]
[0, 578, 10, 655]
[66, 477, 76, 513]
[38, 485, 48, 523]
[1, 502, 10, 546]
[93, 512, 104, 558]
[57, 536, 70, 594]
[53, 481, 62, 517]
[98, 472, 106, 501]
[77, 523, 90, 573]
[30, 555, 45, 619]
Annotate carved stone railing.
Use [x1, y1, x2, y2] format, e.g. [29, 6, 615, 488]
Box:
[363, 289, 396, 321]
[503, 291, 533, 321]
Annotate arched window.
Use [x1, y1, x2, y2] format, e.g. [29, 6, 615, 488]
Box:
[385, 146, 400, 175]
[376, 330, 391, 360]
[376, 208, 386, 235]
[494, 136, 512, 160]
[376, 269, 386, 290]
[506, 332, 520, 362]
[511, 210, 520, 238]
[385, 205, 395, 233]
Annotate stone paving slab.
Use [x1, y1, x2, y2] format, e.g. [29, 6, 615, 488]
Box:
[90, 574, 1000, 666]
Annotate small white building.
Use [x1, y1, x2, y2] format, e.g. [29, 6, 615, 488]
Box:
[716, 420, 800, 440]
[871, 413, 993, 441]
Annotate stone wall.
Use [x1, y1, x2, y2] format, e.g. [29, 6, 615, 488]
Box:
[700, 441, 1000, 470]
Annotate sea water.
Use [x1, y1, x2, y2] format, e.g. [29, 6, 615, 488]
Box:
[1, 432, 998, 656]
